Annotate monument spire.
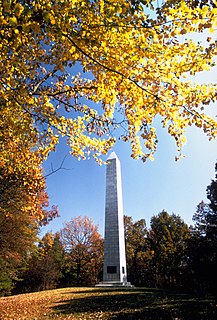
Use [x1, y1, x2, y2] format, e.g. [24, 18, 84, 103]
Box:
[97, 152, 130, 286]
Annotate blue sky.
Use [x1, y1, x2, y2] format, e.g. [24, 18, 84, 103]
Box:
[42, 118, 217, 236]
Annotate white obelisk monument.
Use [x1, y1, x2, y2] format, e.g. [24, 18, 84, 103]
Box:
[97, 151, 129, 286]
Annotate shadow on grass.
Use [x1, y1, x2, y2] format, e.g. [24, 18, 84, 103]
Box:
[53, 288, 217, 320]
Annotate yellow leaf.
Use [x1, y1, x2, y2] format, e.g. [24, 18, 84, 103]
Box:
[9, 16, 17, 26]
[14, 3, 24, 17]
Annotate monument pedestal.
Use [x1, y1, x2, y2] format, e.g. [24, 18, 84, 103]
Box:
[96, 281, 133, 287]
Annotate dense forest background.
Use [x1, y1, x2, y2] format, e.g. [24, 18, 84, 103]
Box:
[1, 161, 217, 298]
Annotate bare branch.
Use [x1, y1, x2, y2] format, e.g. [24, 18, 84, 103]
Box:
[44, 154, 71, 179]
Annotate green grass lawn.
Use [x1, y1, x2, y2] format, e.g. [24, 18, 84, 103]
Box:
[0, 287, 216, 319]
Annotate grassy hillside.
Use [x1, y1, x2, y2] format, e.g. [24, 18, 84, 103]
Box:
[0, 287, 216, 319]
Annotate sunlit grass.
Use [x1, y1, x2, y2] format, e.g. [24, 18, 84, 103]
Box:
[0, 287, 216, 319]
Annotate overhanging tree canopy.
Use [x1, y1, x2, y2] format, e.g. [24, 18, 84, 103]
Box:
[1, 0, 217, 164]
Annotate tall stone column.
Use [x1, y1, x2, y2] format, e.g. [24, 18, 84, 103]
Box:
[97, 152, 130, 286]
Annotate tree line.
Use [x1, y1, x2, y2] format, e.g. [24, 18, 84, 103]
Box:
[1, 161, 216, 297]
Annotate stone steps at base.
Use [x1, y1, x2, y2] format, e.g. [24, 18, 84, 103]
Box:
[95, 281, 133, 287]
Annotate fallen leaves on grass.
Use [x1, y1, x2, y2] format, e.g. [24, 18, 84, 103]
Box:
[0, 291, 57, 319]
[0, 287, 216, 320]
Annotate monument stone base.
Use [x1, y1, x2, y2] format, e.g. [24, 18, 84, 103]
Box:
[95, 281, 133, 287]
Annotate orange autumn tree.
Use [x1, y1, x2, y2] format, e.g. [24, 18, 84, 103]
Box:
[1, 0, 217, 164]
[0, 104, 58, 295]
[60, 216, 103, 285]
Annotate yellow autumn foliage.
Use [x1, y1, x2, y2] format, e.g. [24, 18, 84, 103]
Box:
[1, 0, 217, 162]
